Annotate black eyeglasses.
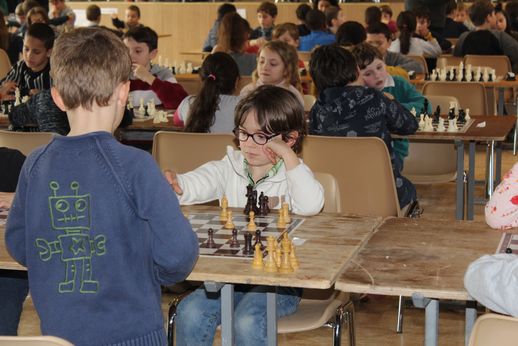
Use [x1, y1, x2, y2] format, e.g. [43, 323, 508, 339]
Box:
[233, 127, 278, 145]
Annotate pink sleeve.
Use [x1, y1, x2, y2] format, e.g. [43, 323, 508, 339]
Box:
[172, 108, 184, 127]
[485, 162, 518, 229]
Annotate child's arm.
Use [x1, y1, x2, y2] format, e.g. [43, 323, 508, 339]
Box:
[464, 254, 518, 317]
[111, 15, 125, 30]
[485, 162, 518, 230]
[381, 92, 418, 135]
[421, 38, 442, 58]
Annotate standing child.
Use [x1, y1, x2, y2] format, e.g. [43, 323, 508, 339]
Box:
[174, 52, 241, 133]
[168, 85, 324, 346]
[123, 26, 187, 109]
[1, 23, 54, 98]
[240, 40, 304, 106]
[249, 1, 278, 48]
[309, 44, 418, 208]
[5, 27, 199, 345]
[112, 5, 142, 32]
[351, 42, 431, 169]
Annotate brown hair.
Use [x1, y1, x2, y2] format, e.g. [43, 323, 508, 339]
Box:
[234, 85, 306, 153]
[27, 6, 48, 26]
[272, 22, 300, 41]
[86, 4, 101, 22]
[350, 42, 383, 70]
[50, 27, 131, 110]
[0, 12, 9, 53]
[254, 40, 301, 91]
[257, 2, 278, 17]
[217, 12, 251, 53]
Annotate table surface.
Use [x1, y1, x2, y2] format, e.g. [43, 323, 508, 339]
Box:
[124, 116, 182, 131]
[0, 205, 382, 290]
[336, 217, 503, 300]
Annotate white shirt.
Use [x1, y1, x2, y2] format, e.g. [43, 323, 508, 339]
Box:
[389, 37, 442, 58]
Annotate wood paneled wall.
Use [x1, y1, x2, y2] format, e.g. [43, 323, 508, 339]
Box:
[69, 2, 405, 63]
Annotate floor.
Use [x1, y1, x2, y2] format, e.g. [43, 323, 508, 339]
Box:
[16, 145, 517, 345]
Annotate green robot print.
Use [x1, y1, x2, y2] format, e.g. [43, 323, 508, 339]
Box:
[35, 181, 106, 294]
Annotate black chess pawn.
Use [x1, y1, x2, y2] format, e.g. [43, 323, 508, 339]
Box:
[252, 190, 259, 214]
[229, 228, 240, 248]
[258, 192, 267, 216]
[254, 229, 264, 250]
[506, 247, 513, 254]
[243, 232, 253, 255]
[206, 228, 216, 248]
[432, 105, 441, 123]
[424, 73, 430, 81]
[458, 109, 466, 123]
[422, 98, 429, 116]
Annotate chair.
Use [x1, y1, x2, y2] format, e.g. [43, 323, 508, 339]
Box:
[0, 336, 73, 346]
[401, 95, 459, 184]
[0, 48, 11, 80]
[152, 131, 235, 172]
[468, 313, 518, 346]
[303, 94, 316, 113]
[301, 135, 401, 217]
[0, 130, 54, 156]
[422, 81, 488, 115]
[436, 55, 463, 70]
[407, 55, 429, 74]
[464, 55, 512, 79]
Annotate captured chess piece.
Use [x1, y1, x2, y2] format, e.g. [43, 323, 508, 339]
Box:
[247, 211, 257, 231]
[229, 228, 240, 248]
[206, 228, 216, 248]
[252, 243, 264, 270]
[224, 210, 235, 229]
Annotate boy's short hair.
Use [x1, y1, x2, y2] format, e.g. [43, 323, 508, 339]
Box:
[234, 85, 306, 153]
[324, 6, 340, 27]
[366, 21, 392, 41]
[272, 22, 299, 41]
[305, 9, 326, 31]
[350, 42, 383, 70]
[21, 0, 39, 15]
[15, 3, 25, 16]
[469, 0, 495, 26]
[51, 27, 131, 111]
[380, 4, 392, 16]
[445, 0, 457, 16]
[296, 3, 311, 22]
[123, 26, 158, 51]
[336, 21, 366, 46]
[86, 4, 101, 22]
[413, 6, 431, 21]
[127, 5, 141, 18]
[309, 44, 358, 91]
[217, 3, 236, 21]
[257, 2, 278, 18]
[26, 23, 55, 49]
[365, 6, 382, 26]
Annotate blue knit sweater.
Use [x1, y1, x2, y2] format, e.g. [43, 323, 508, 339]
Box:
[6, 131, 199, 346]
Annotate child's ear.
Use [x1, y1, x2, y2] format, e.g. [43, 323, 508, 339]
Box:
[46, 48, 52, 58]
[50, 87, 67, 111]
[149, 49, 158, 61]
[116, 81, 130, 107]
[285, 131, 299, 147]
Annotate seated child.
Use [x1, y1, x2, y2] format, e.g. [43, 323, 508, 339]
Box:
[1, 23, 54, 98]
[485, 162, 518, 230]
[299, 9, 336, 51]
[202, 3, 236, 52]
[296, 3, 311, 37]
[380, 4, 397, 34]
[5, 27, 199, 345]
[249, 1, 278, 48]
[85, 4, 122, 37]
[240, 40, 304, 107]
[309, 44, 418, 208]
[49, 0, 75, 33]
[123, 26, 187, 109]
[325, 6, 345, 35]
[112, 5, 142, 32]
[336, 21, 367, 46]
[174, 52, 241, 133]
[364, 5, 382, 30]
[168, 85, 324, 346]
[351, 42, 431, 168]
[414, 7, 451, 53]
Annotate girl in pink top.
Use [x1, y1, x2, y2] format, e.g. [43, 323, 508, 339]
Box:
[486, 162, 518, 229]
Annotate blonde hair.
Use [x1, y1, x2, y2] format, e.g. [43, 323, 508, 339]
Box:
[254, 40, 301, 91]
[50, 27, 131, 110]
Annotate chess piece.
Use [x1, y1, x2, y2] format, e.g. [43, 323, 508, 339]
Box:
[229, 228, 240, 248]
[14, 88, 20, 106]
[506, 247, 513, 254]
[279, 236, 293, 273]
[458, 109, 466, 123]
[418, 114, 425, 130]
[410, 107, 417, 117]
[224, 210, 235, 229]
[247, 211, 257, 231]
[186, 62, 193, 74]
[220, 196, 228, 221]
[264, 236, 278, 273]
[289, 242, 299, 270]
[482, 67, 489, 82]
[277, 208, 286, 229]
[254, 229, 264, 250]
[430, 69, 437, 81]
[424, 116, 434, 132]
[447, 119, 457, 132]
[206, 228, 216, 248]
[252, 243, 264, 270]
[282, 203, 291, 223]
[258, 192, 268, 216]
[243, 232, 253, 255]
[465, 108, 471, 120]
[275, 244, 282, 267]
[437, 118, 446, 132]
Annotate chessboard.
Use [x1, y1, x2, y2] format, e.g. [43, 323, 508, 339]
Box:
[496, 232, 518, 254]
[187, 212, 304, 258]
[417, 117, 474, 134]
[0, 208, 8, 226]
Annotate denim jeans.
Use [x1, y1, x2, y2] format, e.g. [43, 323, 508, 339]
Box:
[0, 270, 29, 335]
[175, 284, 302, 346]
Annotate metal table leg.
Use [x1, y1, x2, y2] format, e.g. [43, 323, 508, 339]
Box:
[412, 293, 439, 346]
[486, 140, 495, 199]
[220, 284, 235, 346]
[455, 140, 465, 220]
[465, 301, 477, 346]
[467, 142, 476, 220]
[498, 87, 505, 115]
[496, 142, 502, 186]
[266, 288, 278, 346]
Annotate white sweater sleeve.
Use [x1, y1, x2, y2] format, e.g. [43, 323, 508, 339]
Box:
[286, 162, 324, 216]
[464, 254, 518, 317]
[421, 38, 442, 58]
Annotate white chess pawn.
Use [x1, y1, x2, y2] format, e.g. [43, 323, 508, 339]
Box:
[424, 117, 434, 131]
[186, 62, 193, 74]
[431, 69, 437, 81]
[160, 110, 169, 123]
[410, 107, 417, 117]
[178, 63, 186, 74]
[440, 69, 447, 81]
[483, 67, 489, 82]
[475, 66, 482, 81]
[456, 68, 463, 81]
[447, 119, 457, 132]
[465, 108, 471, 120]
[437, 118, 446, 132]
[14, 88, 20, 106]
[135, 98, 146, 118]
[418, 114, 425, 130]
[466, 70, 472, 83]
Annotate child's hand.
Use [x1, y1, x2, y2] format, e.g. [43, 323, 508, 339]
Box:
[263, 135, 300, 171]
[164, 169, 183, 195]
[0, 81, 17, 101]
[250, 37, 267, 47]
[0, 192, 14, 209]
[132, 64, 156, 85]
[29, 89, 40, 96]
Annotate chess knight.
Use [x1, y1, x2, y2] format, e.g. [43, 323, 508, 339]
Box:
[35, 181, 106, 293]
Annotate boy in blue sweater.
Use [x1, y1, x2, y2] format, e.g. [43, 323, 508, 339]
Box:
[5, 27, 199, 346]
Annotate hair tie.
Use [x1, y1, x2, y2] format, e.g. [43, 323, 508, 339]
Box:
[208, 74, 216, 81]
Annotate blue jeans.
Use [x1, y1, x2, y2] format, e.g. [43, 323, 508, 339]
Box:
[0, 270, 29, 335]
[175, 285, 302, 346]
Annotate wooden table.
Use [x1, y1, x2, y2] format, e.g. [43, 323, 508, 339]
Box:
[337, 217, 503, 346]
[395, 115, 517, 220]
[119, 116, 182, 143]
[0, 205, 382, 346]
[0, 116, 9, 129]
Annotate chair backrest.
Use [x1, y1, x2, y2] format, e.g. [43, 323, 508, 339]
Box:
[464, 55, 512, 78]
[436, 55, 463, 70]
[152, 131, 235, 172]
[426, 95, 460, 114]
[0, 130, 54, 156]
[303, 94, 316, 113]
[468, 313, 518, 346]
[407, 55, 429, 74]
[422, 81, 488, 115]
[313, 172, 341, 213]
[0, 336, 73, 346]
[0, 48, 11, 80]
[301, 136, 400, 217]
